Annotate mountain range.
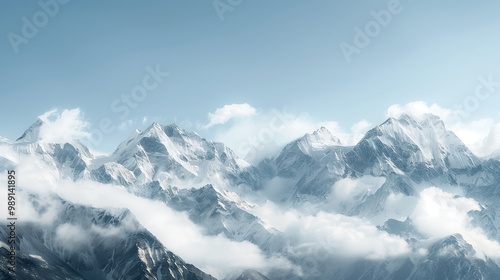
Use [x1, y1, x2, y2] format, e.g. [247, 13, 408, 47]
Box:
[1, 113, 500, 279]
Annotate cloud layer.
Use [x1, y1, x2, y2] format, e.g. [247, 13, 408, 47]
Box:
[38, 108, 91, 144]
[204, 106, 372, 164]
[204, 103, 257, 128]
[249, 200, 411, 261]
[8, 154, 292, 279]
[201, 101, 500, 163]
[411, 187, 500, 259]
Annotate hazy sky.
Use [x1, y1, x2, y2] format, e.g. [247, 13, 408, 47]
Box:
[2, 0, 500, 156]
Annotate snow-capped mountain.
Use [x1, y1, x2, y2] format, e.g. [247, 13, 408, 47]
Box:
[329, 234, 500, 280]
[92, 123, 262, 193]
[264, 114, 484, 215]
[411, 234, 500, 279]
[273, 126, 346, 177]
[0, 196, 216, 280]
[346, 114, 480, 179]
[262, 127, 350, 204]
[119, 179, 287, 255]
[3, 112, 500, 279]
[166, 184, 287, 254]
[15, 119, 44, 143]
[1, 119, 94, 181]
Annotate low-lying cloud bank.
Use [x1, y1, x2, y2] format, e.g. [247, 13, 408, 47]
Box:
[250, 184, 500, 268]
[4, 155, 293, 279]
[248, 200, 411, 261]
[411, 187, 500, 260]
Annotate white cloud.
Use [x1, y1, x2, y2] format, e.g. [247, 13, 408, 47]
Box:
[11, 155, 293, 279]
[248, 201, 410, 261]
[386, 101, 455, 121]
[207, 101, 500, 163]
[323, 175, 418, 225]
[58, 181, 293, 278]
[329, 176, 385, 204]
[350, 119, 372, 139]
[411, 187, 480, 238]
[383, 193, 419, 222]
[411, 187, 500, 259]
[55, 223, 91, 251]
[293, 211, 410, 260]
[38, 108, 91, 143]
[208, 106, 371, 164]
[480, 123, 500, 157]
[204, 103, 257, 128]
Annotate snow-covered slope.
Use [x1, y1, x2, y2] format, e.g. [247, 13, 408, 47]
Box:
[346, 114, 480, 179]
[265, 114, 483, 213]
[94, 123, 262, 193]
[1, 119, 94, 181]
[4, 113, 500, 280]
[273, 126, 346, 178]
[411, 234, 500, 280]
[15, 118, 44, 143]
[167, 184, 286, 254]
[0, 197, 216, 280]
[263, 127, 350, 204]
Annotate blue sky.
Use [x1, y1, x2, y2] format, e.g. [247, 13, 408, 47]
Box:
[2, 0, 500, 158]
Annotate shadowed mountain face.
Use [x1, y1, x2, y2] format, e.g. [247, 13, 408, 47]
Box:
[2, 113, 500, 279]
[0, 196, 216, 280]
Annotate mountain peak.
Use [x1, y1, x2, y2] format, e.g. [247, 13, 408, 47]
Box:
[387, 113, 444, 128]
[350, 113, 479, 175]
[163, 123, 184, 137]
[429, 234, 476, 258]
[142, 123, 188, 140]
[375, 113, 450, 139]
[144, 122, 163, 133]
[16, 118, 45, 142]
[310, 126, 342, 145]
[109, 122, 256, 188]
[288, 126, 342, 157]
